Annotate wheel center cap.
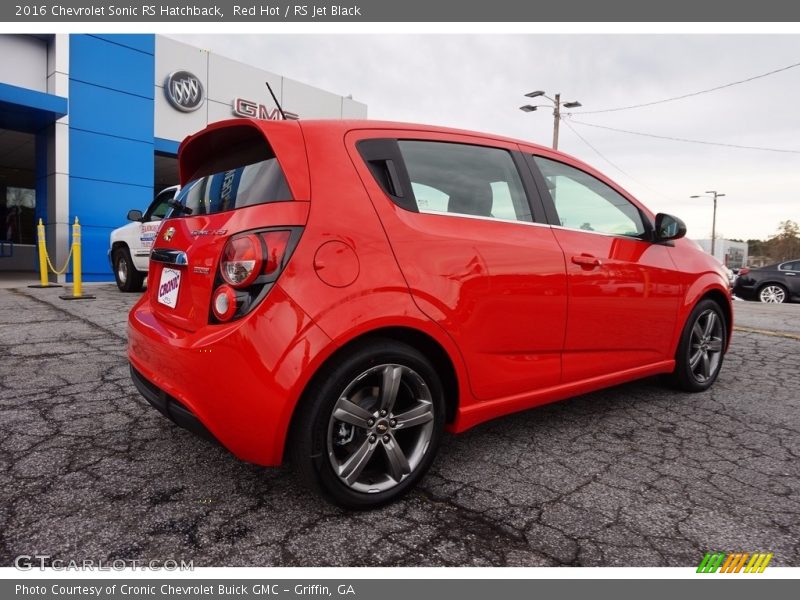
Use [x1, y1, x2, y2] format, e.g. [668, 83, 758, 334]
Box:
[376, 421, 389, 434]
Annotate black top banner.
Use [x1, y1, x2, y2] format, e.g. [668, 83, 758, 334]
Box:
[4, 0, 800, 22]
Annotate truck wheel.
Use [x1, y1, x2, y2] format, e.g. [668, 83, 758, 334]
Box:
[113, 247, 144, 292]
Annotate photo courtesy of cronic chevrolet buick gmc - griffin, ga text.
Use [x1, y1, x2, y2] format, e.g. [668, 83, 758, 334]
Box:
[128, 119, 733, 509]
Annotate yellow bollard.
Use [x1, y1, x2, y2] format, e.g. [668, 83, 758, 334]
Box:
[28, 218, 62, 288]
[59, 216, 95, 301]
[72, 217, 82, 297]
[37, 218, 47, 286]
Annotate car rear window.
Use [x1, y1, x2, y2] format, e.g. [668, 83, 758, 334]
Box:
[174, 158, 292, 216]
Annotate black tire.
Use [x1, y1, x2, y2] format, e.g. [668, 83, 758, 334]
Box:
[757, 283, 788, 304]
[289, 339, 445, 510]
[668, 298, 727, 392]
[113, 246, 144, 293]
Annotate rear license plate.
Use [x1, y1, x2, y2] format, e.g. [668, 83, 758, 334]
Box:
[157, 268, 181, 308]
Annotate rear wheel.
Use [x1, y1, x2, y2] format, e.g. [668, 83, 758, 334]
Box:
[113, 247, 144, 292]
[668, 298, 727, 392]
[290, 339, 445, 509]
[758, 284, 787, 303]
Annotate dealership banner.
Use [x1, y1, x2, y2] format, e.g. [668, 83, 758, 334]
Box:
[3, 579, 798, 599]
[4, 0, 800, 22]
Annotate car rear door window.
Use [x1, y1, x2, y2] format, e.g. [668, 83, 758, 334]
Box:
[780, 261, 800, 271]
[397, 141, 532, 223]
[533, 156, 646, 237]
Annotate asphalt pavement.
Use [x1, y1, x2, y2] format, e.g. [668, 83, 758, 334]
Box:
[1, 285, 798, 567]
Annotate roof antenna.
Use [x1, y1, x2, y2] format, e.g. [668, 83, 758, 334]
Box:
[265, 81, 287, 120]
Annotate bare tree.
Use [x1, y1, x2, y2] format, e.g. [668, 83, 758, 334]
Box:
[769, 220, 800, 261]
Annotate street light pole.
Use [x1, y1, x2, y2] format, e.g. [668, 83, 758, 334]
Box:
[690, 191, 726, 257]
[520, 91, 582, 150]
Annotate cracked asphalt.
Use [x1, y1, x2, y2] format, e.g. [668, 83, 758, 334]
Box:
[1, 284, 798, 567]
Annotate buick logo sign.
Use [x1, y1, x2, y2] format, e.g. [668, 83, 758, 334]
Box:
[164, 70, 204, 112]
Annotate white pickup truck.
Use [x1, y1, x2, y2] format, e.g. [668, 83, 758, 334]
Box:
[108, 186, 179, 292]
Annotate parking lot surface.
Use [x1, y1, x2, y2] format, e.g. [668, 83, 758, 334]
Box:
[1, 284, 798, 567]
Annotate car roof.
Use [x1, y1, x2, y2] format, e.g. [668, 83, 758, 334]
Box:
[298, 119, 546, 149]
[184, 117, 587, 172]
[180, 118, 644, 212]
[295, 119, 649, 209]
[757, 261, 795, 269]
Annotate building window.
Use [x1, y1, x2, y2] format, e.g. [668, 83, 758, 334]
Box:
[3, 187, 36, 244]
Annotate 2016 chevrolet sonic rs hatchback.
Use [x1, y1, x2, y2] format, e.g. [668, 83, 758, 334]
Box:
[128, 118, 732, 509]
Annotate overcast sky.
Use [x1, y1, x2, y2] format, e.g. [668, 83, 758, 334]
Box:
[173, 34, 800, 241]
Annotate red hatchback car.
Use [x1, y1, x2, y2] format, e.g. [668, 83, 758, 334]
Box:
[128, 119, 732, 508]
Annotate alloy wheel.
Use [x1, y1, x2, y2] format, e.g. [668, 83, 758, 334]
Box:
[688, 309, 724, 383]
[759, 285, 786, 303]
[326, 364, 434, 494]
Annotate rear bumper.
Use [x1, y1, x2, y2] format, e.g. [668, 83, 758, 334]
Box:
[732, 282, 757, 300]
[127, 284, 333, 466]
[130, 364, 219, 445]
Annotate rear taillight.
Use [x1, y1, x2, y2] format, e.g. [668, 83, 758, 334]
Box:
[210, 227, 300, 324]
[212, 285, 238, 322]
[221, 234, 262, 288]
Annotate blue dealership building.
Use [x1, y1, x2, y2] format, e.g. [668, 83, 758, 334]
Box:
[0, 34, 366, 281]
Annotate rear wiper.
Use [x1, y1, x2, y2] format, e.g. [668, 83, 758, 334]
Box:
[167, 198, 193, 215]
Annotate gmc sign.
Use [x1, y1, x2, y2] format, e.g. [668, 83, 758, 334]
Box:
[232, 98, 299, 121]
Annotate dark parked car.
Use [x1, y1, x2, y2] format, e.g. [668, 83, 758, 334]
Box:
[734, 260, 800, 303]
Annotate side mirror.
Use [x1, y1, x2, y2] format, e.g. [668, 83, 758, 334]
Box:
[654, 213, 686, 242]
[127, 209, 143, 222]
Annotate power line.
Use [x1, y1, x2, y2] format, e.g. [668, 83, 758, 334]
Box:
[560, 118, 678, 203]
[560, 118, 636, 181]
[571, 60, 800, 115]
[566, 117, 800, 155]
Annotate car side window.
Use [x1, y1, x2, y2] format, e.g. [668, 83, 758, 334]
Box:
[533, 156, 646, 237]
[781, 261, 800, 271]
[397, 141, 532, 222]
[149, 199, 170, 221]
[144, 190, 175, 222]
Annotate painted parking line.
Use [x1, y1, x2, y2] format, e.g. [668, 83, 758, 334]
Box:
[734, 326, 800, 341]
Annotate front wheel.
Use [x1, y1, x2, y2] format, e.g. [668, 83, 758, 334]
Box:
[290, 339, 445, 509]
[113, 247, 144, 293]
[668, 299, 727, 392]
[758, 284, 787, 303]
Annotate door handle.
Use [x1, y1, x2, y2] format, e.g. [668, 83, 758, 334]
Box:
[571, 255, 602, 268]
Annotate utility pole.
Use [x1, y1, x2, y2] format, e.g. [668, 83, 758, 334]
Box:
[519, 91, 582, 150]
[552, 93, 561, 150]
[691, 191, 726, 257]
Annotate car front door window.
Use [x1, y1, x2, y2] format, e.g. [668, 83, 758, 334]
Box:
[533, 156, 646, 237]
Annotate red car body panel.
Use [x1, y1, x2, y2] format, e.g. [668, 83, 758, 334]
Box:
[128, 118, 732, 466]
[129, 283, 331, 465]
[344, 129, 569, 402]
